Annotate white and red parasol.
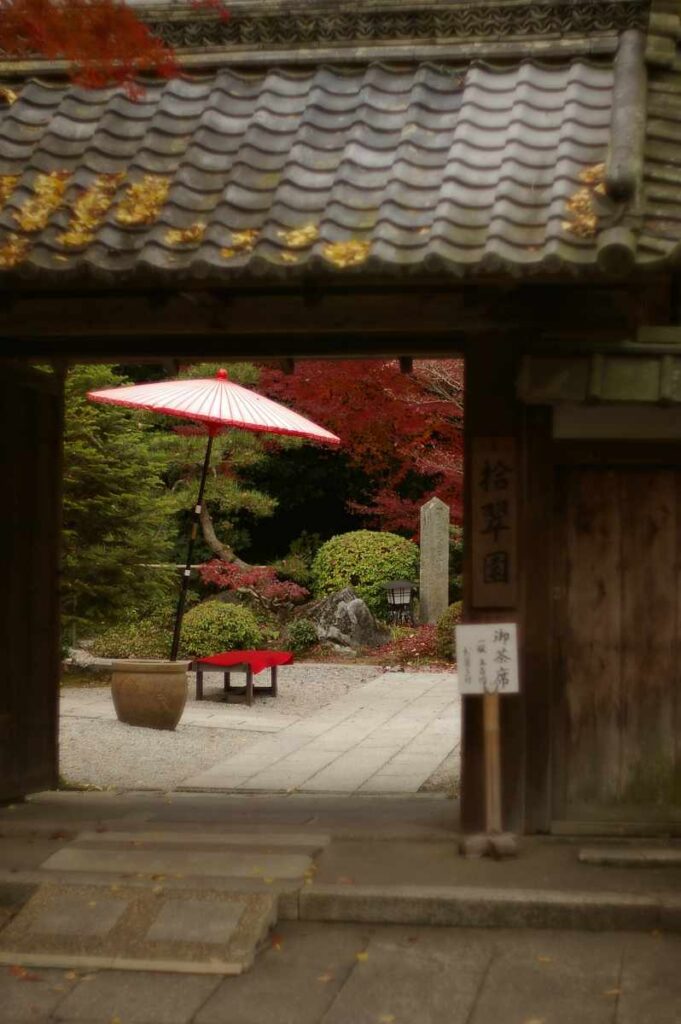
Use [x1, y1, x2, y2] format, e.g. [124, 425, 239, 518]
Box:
[88, 368, 340, 659]
[88, 368, 340, 444]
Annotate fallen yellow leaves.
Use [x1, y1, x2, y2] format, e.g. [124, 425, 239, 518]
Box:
[355, 950, 369, 962]
[220, 228, 259, 260]
[0, 86, 18, 105]
[280, 251, 299, 264]
[13, 170, 71, 233]
[8, 964, 41, 981]
[562, 163, 607, 240]
[277, 223, 319, 248]
[271, 932, 284, 952]
[0, 174, 20, 209]
[57, 172, 125, 247]
[0, 233, 30, 269]
[322, 239, 371, 268]
[116, 175, 170, 226]
[165, 222, 206, 246]
[317, 971, 334, 983]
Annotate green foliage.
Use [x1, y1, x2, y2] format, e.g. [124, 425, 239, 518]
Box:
[90, 617, 168, 659]
[62, 364, 173, 637]
[311, 530, 419, 617]
[436, 601, 463, 661]
[449, 525, 464, 603]
[285, 618, 318, 654]
[179, 601, 262, 657]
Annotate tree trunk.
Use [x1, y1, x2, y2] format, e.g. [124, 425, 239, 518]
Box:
[199, 504, 250, 568]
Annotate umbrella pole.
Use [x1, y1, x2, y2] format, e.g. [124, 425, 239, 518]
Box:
[170, 434, 214, 661]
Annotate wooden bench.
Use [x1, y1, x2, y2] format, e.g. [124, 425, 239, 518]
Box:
[190, 650, 294, 707]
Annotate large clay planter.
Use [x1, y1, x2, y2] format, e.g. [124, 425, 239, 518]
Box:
[111, 660, 190, 731]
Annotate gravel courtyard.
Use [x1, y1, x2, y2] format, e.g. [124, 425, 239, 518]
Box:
[60, 663, 460, 794]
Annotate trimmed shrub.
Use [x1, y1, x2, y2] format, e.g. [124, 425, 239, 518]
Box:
[91, 618, 168, 659]
[285, 618, 318, 655]
[376, 625, 439, 666]
[311, 530, 419, 618]
[436, 601, 463, 661]
[179, 602, 262, 658]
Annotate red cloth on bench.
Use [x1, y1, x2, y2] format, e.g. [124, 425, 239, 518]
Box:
[193, 650, 294, 675]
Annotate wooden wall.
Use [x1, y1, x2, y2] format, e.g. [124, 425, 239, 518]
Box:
[0, 364, 63, 801]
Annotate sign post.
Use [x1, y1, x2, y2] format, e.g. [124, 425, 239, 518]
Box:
[456, 623, 519, 858]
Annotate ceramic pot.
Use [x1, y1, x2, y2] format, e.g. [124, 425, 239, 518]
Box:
[111, 659, 190, 731]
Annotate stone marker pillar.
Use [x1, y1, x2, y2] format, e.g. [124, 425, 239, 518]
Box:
[419, 496, 450, 624]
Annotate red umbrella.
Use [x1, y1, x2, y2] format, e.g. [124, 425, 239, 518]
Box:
[88, 368, 340, 659]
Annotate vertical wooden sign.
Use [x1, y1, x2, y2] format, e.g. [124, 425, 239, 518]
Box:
[471, 437, 517, 608]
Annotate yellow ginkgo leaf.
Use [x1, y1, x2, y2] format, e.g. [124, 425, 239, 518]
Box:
[356, 951, 369, 962]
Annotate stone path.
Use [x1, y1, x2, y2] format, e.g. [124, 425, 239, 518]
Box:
[3, 921, 681, 1023]
[180, 672, 459, 794]
[62, 671, 460, 795]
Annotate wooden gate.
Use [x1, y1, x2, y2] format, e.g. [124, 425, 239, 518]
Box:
[0, 365, 63, 801]
[553, 464, 681, 826]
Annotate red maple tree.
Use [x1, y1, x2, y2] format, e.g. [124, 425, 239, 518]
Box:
[0, 0, 227, 91]
[258, 359, 464, 535]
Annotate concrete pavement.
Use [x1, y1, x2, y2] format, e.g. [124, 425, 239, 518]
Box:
[2, 921, 681, 1023]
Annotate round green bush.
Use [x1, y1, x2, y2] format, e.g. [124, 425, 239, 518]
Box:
[179, 601, 262, 658]
[436, 601, 463, 661]
[286, 618, 318, 654]
[311, 530, 419, 618]
[91, 618, 168, 659]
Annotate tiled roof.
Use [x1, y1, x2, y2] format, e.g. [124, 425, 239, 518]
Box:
[0, 59, 625, 282]
[640, 7, 681, 264]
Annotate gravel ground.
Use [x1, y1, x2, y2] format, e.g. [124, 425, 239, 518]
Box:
[191, 662, 382, 717]
[60, 663, 384, 791]
[59, 663, 458, 793]
[59, 718, 258, 791]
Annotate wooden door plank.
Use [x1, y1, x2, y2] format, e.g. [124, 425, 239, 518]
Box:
[620, 471, 678, 808]
[562, 468, 622, 812]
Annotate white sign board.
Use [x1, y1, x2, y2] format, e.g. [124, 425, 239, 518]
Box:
[456, 623, 519, 695]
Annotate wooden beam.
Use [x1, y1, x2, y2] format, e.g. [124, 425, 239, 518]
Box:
[0, 283, 646, 361]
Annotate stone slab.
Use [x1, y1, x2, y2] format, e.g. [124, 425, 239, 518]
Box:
[300, 884, 666, 931]
[40, 847, 311, 880]
[195, 921, 372, 1024]
[31, 893, 128, 937]
[0, 963, 81, 1022]
[322, 926, 491, 1024]
[619, 932, 681, 1023]
[0, 883, 276, 974]
[468, 930, 621, 1024]
[52, 967, 221, 1022]
[579, 845, 681, 868]
[145, 899, 243, 944]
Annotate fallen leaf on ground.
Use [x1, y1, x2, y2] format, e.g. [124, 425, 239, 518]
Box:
[356, 951, 369, 962]
[604, 989, 621, 997]
[9, 964, 41, 981]
[523, 1018, 545, 1024]
[64, 971, 79, 980]
[378, 1015, 396, 1023]
[263, 877, 274, 885]
[49, 830, 68, 840]
[536, 956, 552, 963]
[317, 972, 334, 983]
[337, 876, 354, 885]
[271, 933, 284, 951]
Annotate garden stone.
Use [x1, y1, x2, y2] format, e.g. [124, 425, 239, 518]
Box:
[308, 588, 390, 650]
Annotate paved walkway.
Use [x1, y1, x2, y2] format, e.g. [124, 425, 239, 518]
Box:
[62, 671, 460, 795]
[2, 921, 680, 1023]
[180, 672, 459, 794]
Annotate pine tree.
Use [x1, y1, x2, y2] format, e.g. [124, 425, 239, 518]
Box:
[62, 364, 172, 638]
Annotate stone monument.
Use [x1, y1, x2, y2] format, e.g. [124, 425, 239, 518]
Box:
[419, 496, 450, 623]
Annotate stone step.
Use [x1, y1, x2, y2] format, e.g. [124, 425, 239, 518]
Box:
[578, 845, 681, 868]
[0, 881, 277, 974]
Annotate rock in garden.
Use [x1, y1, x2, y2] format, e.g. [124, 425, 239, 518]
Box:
[308, 587, 390, 650]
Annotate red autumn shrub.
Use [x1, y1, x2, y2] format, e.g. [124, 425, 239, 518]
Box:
[199, 560, 309, 615]
[376, 625, 440, 666]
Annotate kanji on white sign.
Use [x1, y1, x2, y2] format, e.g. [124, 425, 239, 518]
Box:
[455, 623, 519, 695]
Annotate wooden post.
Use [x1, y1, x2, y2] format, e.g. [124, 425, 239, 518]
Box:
[483, 693, 502, 834]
